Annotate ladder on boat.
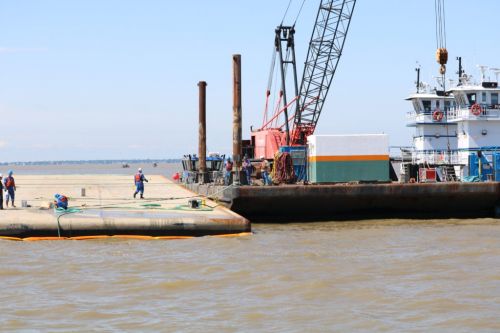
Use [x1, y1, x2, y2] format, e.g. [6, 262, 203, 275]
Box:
[442, 165, 457, 182]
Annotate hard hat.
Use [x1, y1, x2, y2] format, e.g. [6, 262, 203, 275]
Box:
[260, 156, 265, 159]
[138, 168, 142, 172]
[8, 170, 13, 176]
[0, 173, 3, 178]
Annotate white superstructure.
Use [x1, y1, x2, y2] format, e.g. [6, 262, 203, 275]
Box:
[405, 64, 500, 181]
[447, 68, 500, 170]
[406, 81, 459, 165]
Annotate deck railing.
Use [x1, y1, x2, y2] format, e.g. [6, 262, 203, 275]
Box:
[408, 105, 500, 123]
[406, 110, 452, 124]
[447, 106, 500, 121]
[411, 150, 461, 165]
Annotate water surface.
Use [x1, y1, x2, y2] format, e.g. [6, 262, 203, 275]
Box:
[0, 163, 499, 332]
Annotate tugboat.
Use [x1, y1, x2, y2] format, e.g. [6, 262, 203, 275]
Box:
[403, 67, 459, 182]
[447, 63, 500, 180]
[403, 59, 500, 182]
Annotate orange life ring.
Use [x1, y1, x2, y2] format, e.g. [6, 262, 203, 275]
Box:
[470, 103, 482, 116]
[432, 109, 444, 121]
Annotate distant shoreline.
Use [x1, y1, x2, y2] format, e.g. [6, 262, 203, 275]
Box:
[0, 159, 181, 166]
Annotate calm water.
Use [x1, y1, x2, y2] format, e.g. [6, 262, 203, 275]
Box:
[1, 163, 499, 332]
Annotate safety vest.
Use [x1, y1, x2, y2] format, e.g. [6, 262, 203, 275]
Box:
[134, 173, 142, 182]
[5, 177, 15, 188]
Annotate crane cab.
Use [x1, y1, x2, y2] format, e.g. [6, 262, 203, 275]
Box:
[251, 129, 286, 160]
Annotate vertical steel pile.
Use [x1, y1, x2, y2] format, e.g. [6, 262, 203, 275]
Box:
[233, 54, 242, 185]
[198, 81, 207, 183]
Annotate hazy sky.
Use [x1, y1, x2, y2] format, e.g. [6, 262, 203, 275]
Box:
[1, 0, 499, 162]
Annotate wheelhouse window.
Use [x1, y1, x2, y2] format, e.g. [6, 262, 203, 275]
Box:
[422, 100, 432, 113]
[467, 93, 477, 105]
[455, 94, 467, 108]
[412, 100, 421, 112]
[444, 100, 451, 111]
[482, 92, 487, 103]
[492, 93, 499, 106]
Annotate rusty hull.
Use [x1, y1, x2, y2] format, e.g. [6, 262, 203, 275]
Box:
[220, 182, 500, 221]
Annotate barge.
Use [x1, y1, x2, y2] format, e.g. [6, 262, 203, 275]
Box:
[186, 182, 500, 221]
[183, 59, 500, 222]
[0, 175, 250, 239]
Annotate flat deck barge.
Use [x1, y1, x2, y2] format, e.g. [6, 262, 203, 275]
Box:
[0, 175, 249, 239]
[186, 182, 500, 221]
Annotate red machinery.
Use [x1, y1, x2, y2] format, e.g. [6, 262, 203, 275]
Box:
[251, 0, 357, 159]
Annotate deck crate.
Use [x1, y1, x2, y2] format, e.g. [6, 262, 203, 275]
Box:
[307, 134, 389, 183]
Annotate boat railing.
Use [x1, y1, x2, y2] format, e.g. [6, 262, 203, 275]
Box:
[406, 109, 453, 123]
[411, 150, 461, 165]
[406, 111, 431, 123]
[447, 104, 500, 121]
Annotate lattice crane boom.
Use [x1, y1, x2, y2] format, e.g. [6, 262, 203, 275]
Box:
[292, 0, 356, 144]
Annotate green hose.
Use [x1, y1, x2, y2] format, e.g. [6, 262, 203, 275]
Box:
[54, 207, 83, 214]
[54, 207, 83, 238]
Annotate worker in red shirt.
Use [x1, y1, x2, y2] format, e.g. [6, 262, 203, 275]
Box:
[133, 168, 148, 199]
[0, 173, 4, 209]
[3, 170, 16, 208]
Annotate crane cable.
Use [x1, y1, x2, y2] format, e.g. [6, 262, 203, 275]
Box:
[267, 46, 277, 92]
[435, 0, 452, 159]
[435, 0, 447, 49]
[293, 0, 307, 25]
[281, 0, 293, 25]
[435, 0, 448, 75]
[267, 0, 306, 129]
[281, 0, 307, 26]
[264, 46, 277, 127]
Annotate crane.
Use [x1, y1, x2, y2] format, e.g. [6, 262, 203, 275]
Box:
[252, 0, 357, 159]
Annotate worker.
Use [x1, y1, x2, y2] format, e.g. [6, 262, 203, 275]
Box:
[54, 194, 69, 210]
[3, 170, 16, 208]
[133, 168, 148, 199]
[242, 155, 253, 185]
[0, 173, 3, 210]
[260, 156, 272, 186]
[224, 157, 233, 185]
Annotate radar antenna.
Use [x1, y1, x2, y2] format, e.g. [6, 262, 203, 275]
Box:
[477, 65, 489, 82]
[490, 68, 500, 83]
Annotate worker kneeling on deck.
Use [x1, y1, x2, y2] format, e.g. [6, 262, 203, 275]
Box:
[54, 194, 69, 210]
[133, 168, 148, 199]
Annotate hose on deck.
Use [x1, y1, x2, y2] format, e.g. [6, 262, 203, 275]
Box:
[272, 152, 296, 184]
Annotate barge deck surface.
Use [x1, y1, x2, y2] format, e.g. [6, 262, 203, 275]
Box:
[0, 175, 249, 238]
[186, 182, 500, 222]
